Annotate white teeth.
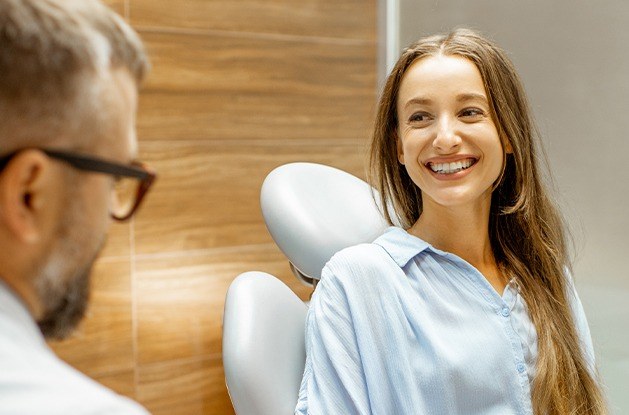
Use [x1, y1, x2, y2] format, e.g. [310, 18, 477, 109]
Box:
[429, 158, 475, 174]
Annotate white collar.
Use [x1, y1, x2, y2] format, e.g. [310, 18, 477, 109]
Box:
[0, 279, 47, 348]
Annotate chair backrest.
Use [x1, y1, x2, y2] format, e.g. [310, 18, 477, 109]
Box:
[223, 163, 389, 414]
[223, 272, 308, 415]
[260, 162, 389, 283]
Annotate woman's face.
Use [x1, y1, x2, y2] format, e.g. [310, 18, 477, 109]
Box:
[396, 54, 506, 211]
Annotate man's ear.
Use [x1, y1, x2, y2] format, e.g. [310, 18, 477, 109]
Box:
[0, 150, 53, 244]
[395, 131, 405, 165]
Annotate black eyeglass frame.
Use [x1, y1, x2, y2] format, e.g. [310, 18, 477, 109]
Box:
[0, 148, 156, 221]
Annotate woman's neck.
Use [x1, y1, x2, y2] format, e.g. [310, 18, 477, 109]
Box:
[408, 195, 497, 276]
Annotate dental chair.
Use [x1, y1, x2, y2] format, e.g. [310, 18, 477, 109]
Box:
[222, 162, 388, 415]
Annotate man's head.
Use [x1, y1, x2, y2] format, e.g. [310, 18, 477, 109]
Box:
[0, 0, 151, 339]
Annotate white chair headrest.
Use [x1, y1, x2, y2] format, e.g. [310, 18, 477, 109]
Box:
[261, 162, 389, 282]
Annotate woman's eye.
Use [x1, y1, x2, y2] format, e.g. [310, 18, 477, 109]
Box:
[460, 108, 484, 118]
[408, 112, 431, 123]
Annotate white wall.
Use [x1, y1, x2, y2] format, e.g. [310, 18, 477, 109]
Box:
[380, 0, 629, 412]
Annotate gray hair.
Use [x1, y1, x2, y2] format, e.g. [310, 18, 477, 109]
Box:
[0, 0, 149, 152]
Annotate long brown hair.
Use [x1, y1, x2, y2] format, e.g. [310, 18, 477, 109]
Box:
[370, 28, 607, 414]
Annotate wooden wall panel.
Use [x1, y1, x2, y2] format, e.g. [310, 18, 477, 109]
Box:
[134, 140, 368, 254]
[135, 244, 310, 366]
[50, 0, 376, 413]
[95, 370, 137, 398]
[130, 0, 375, 41]
[137, 356, 234, 415]
[49, 258, 134, 378]
[137, 31, 376, 141]
[100, 222, 131, 258]
[103, 0, 125, 16]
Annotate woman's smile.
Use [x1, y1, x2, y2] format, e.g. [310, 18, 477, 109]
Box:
[424, 156, 479, 180]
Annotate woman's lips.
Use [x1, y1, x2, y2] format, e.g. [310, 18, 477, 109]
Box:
[424, 157, 478, 180]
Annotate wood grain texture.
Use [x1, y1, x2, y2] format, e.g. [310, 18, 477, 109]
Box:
[94, 370, 137, 399]
[49, 258, 134, 377]
[100, 221, 131, 258]
[130, 0, 375, 41]
[135, 244, 311, 365]
[103, 0, 125, 16]
[137, 356, 234, 415]
[44, 1, 376, 413]
[134, 139, 368, 254]
[136, 31, 376, 141]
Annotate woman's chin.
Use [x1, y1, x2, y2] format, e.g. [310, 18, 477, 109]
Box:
[421, 187, 492, 211]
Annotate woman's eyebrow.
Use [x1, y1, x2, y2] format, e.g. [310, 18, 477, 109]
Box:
[456, 92, 488, 103]
[403, 93, 488, 109]
[403, 97, 433, 109]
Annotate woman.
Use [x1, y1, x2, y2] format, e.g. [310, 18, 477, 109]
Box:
[295, 29, 607, 414]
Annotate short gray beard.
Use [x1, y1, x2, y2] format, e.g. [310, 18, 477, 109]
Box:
[34, 176, 106, 340]
[35, 246, 100, 340]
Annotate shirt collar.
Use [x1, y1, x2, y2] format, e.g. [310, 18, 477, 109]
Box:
[373, 226, 432, 267]
[0, 279, 46, 346]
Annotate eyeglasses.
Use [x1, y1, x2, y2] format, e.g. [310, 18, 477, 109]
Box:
[0, 148, 156, 222]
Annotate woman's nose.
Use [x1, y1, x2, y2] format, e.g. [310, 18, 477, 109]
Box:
[432, 116, 462, 153]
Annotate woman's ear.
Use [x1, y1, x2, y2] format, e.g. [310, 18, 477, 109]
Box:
[0, 150, 52, 244]
[504, 139, 514, 154]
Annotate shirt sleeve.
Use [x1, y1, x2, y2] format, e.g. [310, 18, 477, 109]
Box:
[295, 263, 371, 415]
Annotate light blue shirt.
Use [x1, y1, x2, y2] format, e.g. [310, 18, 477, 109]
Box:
[296, 227, 595, 415]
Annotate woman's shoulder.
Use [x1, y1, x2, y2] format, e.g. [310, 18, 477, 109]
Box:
[319, 242, 400, 290]
[327, 242, 393, 270]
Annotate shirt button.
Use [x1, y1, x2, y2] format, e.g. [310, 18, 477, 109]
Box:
[501, 307, 510, 317]
[517, 363, 526, 374]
